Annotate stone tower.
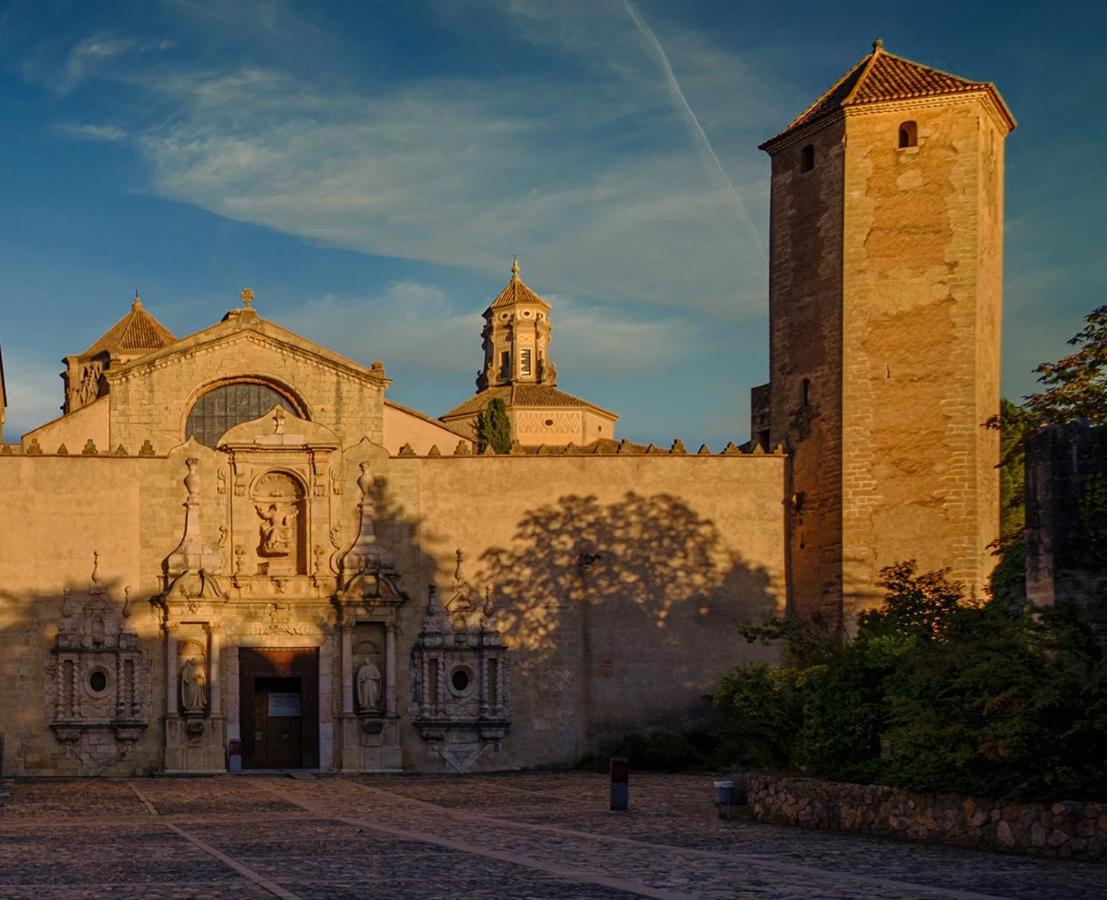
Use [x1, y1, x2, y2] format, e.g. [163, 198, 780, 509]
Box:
[476, 257, 556, 391]
[442, 259, 617, 446]
[757, 41, 1015, 625]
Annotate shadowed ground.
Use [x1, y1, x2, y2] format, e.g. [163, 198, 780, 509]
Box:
[0, 773, 1103, 899]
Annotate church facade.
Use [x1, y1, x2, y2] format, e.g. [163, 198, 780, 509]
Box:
[0, 43, 1012, 776]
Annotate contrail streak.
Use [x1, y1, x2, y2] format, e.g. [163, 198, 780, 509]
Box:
[621, 0, 765, 258]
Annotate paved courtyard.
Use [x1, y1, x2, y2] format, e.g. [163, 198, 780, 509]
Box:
[0, 772, 1103, 899]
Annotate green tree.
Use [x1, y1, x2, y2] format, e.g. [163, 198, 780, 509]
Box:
[1022, 305, 1107, 426]
[859, 560, 968, 641]
[476, 398, 512, 453]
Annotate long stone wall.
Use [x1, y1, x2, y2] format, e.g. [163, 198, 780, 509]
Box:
[748, 775, 1107, 861]
[0, 444, 786, 776]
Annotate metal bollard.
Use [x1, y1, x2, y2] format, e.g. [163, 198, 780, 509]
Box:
[714, 779, 734, 820]
[610, 756, 629, 811]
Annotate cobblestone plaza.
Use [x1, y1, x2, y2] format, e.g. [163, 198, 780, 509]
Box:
[1, 773, 1103, 898]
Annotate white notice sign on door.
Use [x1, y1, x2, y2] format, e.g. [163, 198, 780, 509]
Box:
[268, 692, 302, 717]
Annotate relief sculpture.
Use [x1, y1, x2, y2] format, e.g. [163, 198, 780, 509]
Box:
[255, 502, 297, 557]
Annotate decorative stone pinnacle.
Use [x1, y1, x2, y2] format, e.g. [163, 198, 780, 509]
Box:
[873, 37, 883, 51]
[454, 548, 465, 583]
[241, 287, 254, 309]
[357, 461, 374, 502]
[132, 291, 142, 310]
[91, 551, 100, 586]
[511, 256, 520, 281]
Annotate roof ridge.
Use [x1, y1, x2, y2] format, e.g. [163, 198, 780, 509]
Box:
[775, 50, 871, 136]
[868, 46, 986, 92]
[841, 41, 883, 106]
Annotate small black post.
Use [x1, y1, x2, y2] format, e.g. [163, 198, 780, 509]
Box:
[610, 756, 629, 811]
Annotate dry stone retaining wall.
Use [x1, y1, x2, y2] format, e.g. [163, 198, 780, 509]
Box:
[747, 775, 1107, 861]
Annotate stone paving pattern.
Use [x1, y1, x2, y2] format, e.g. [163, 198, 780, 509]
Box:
[0, 773, 1104, 898]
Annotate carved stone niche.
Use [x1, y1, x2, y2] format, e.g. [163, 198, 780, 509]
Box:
[220, 406, 340, 589]
[411, 551, 511, 773]
[48, 555, 150, 759]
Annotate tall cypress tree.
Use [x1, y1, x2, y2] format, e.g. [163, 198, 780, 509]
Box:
[477, 398, 512, 453]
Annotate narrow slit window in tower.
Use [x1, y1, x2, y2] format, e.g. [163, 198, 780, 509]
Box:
[800, 144, 815, 172]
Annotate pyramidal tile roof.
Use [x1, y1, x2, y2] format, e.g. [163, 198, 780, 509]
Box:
[81, 297, 176, 358]
[763, 40, 1014, 148]
[487, 258, 551, 312]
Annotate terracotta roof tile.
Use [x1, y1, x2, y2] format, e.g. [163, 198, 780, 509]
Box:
[763, 42, 1013, 147]
[488, 278, 551, 311]
[441, 387, 510, 419]
[487, 259, 551, 312]
[82, 298, 176, 358]
[442, 384, 616, 420]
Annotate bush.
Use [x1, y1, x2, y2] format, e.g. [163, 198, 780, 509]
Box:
[715, 561, 1107, 800]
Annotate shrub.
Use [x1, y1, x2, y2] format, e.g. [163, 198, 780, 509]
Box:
[715, 561, 1107, 800]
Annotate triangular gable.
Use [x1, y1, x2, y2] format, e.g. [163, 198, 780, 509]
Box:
[104, 313, 389, 389]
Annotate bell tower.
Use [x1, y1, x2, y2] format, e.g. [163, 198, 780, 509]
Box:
[759, 41, 1015, 625]
[477, 258, 556, 391]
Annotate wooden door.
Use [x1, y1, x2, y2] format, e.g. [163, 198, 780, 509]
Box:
[253, 677, 303, 769]
[239, 648, 319, 769]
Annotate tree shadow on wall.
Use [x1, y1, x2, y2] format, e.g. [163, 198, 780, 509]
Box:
[479, 492, 781, 751]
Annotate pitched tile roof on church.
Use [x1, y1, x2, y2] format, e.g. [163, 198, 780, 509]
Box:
[762, 40, 1015, 148]
[81, 296, 176, 358]
[442, 384, 616, 419]
[487, 258, 551, 312]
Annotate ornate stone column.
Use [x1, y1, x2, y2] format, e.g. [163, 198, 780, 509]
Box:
[206, 624, 222, 717]
[165, 625, 179, 717]
[341, 622, 354, 716]
[385, 624, 397, 717]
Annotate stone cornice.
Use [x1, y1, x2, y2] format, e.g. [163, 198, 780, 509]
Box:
[105, 330, 388, 389]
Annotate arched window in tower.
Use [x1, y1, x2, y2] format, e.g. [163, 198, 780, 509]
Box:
[800, 144, 815, 173]
[185, 381, 305, 447]
[898, 121, 918, 148]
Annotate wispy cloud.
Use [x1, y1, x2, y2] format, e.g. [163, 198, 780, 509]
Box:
[620, 0, 764, 257]
[273, 281, 699, 380]
[61, 34, 135, 92]
[121, 63, 766, 317]
[56, 122, 128, 143]
[42, 2, 772, 321]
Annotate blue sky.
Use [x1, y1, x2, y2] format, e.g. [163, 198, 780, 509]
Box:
[1, 0, 1104, 445]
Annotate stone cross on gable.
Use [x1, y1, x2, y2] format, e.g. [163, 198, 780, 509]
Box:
[240, 288, 254, 309]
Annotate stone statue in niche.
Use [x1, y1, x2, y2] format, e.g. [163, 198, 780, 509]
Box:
[255, 502, 297, 557]
[179, 655, 207, 715]
[251, 471, 305, 574]
[356, 657, 382, 713]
